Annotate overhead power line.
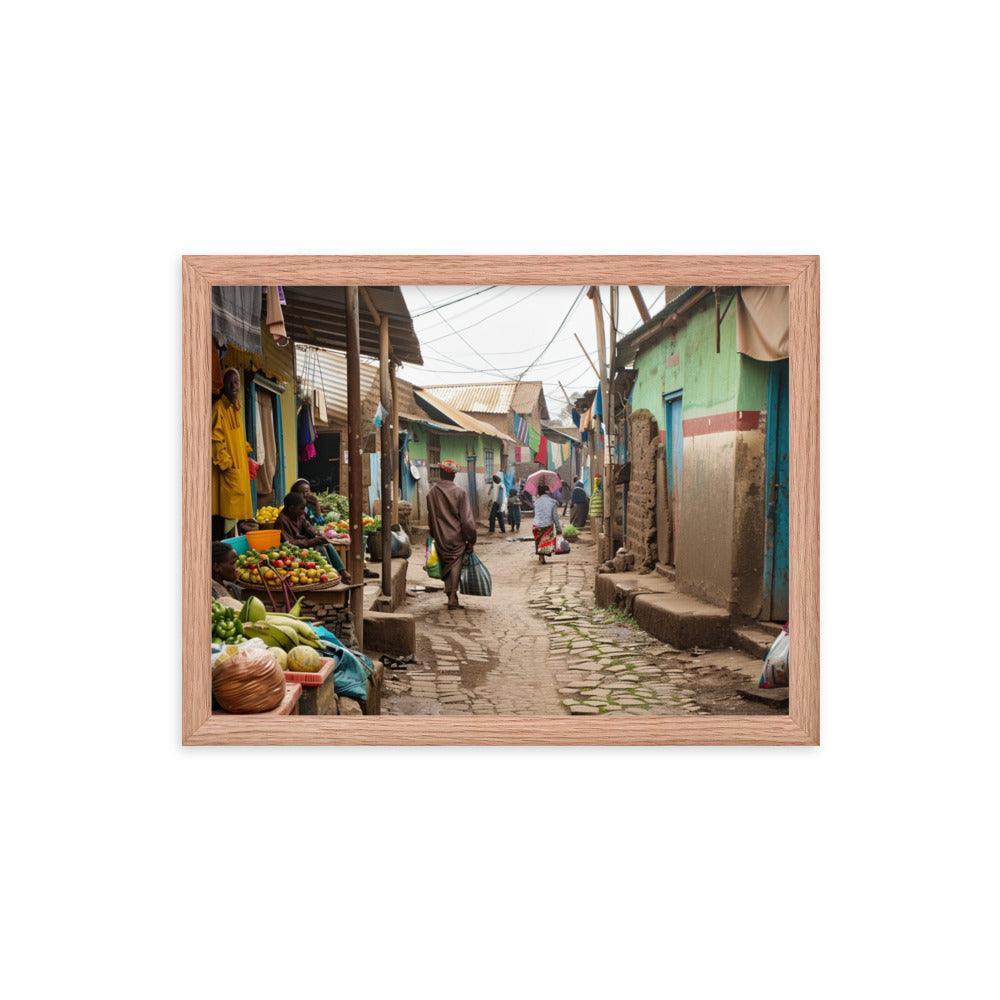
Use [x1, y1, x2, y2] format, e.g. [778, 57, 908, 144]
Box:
[409, 284, 498, 317]
[419, 286, 546, 344]
[513, 285, 586, 382]
[415, 287, 514, 380]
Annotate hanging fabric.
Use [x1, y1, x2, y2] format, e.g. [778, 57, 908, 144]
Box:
[256, 390, 278, 497]
[211, 286, 262, 353]
[265, 286, 288, 346]
[736, 287, 789, 361]
[535, 436, 548, 465]
[297, 402, 317, 462]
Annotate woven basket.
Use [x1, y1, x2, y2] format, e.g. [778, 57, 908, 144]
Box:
[212, 648, 286, 713]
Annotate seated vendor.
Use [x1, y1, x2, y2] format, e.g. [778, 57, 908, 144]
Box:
[274, 491, 350, 583]
[289, 478, 324, 525]
[211, 542, 242, 601]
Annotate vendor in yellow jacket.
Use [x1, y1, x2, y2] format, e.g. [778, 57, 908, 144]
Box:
[212, 368, 253, 522]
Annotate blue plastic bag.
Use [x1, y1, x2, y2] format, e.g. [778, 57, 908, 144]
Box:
[308, 623, 373, 703]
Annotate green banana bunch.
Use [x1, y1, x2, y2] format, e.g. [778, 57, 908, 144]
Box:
[241, 615, 321, 651]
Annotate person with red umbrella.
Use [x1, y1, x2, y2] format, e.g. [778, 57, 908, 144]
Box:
[524, 472, 563, 564]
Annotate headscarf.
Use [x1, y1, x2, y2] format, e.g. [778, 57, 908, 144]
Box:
[438, 459, 459, 474]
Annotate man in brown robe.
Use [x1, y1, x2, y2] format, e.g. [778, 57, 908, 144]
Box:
[426, 460, 478, 610]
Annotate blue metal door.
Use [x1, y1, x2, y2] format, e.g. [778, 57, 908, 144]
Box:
[663, 392, 683, 564]
[763, 360, 789, 621]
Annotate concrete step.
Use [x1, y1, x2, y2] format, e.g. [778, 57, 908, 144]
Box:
[595, 571, 674, 613]
[731, 624, 778, 660]
[632, 590, 731, 650]
[655, 562, 676, 581]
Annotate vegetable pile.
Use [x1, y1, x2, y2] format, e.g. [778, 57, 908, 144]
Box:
[234, 544, 339, 587]
[237, 596, 325, 666]
[562, 524, 580, 541]
[211, 601, 244, 644]
[317, 491, 350, 521]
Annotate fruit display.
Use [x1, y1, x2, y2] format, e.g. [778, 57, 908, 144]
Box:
[255, 505, 282, 526]
[234, 544, 339, 588]
[363, 514, 381, 535]
[211, 601, 244, 645]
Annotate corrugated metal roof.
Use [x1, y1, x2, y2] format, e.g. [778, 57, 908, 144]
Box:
[296, 346, 514, 443]
[422, 380, 548, 419]
[413, 389, 516, 443]
[296, 345, 382, 426]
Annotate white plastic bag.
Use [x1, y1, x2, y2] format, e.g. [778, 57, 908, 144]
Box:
[758, 629, 789, 688]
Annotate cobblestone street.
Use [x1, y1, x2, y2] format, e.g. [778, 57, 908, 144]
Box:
[382, 532, 780, 717]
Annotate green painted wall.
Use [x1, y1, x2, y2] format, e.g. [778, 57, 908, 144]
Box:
[630, 300, 741, 420]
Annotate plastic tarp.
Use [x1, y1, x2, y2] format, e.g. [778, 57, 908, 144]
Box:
[736, 287, 789, 361]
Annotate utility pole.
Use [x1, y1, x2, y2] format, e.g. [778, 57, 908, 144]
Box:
[588, 285, 612, 561]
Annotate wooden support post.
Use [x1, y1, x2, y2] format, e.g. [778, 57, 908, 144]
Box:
[608, 285, 619, 554]
[629, 285, 650, 323]
[389, 359, 399, 528]
[573, 332, 602, 382]
[588, 285, 614, 561]
[378, 314, 392, 600]
[344, 286, 366, 642]
[714, 287, 721, 353]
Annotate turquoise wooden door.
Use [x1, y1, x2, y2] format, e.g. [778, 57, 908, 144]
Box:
[663, 391, 683, 564]
[763, 360, 789, 621]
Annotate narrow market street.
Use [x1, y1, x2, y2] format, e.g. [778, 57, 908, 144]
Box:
[381, 532, 780, 717]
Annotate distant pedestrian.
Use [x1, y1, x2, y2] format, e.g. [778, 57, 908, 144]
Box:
[559, 479, 570, 515]
[507, 480, 522, 533]
[571, 479, 589, 528]
[487, 474, 507, 533]
[427, 460, 478, 610]
[532, 482, 562, 564]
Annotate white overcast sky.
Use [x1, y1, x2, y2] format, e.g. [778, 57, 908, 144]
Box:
[397, 285, 667, 422]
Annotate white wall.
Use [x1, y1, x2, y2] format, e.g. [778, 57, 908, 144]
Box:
[4, 7, 997, 1000]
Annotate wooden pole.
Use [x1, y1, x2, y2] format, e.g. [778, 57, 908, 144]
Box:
[609, 285, 619, 554]
[344, 286, 366, 642]
[588, 286, 612, 561]
[389, 359, 399, 527]
[573, 332, 602, 382]
[629, 285, 650, 323]
[378, 314, 392, 599]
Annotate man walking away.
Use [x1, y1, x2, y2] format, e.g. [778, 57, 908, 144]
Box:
[507, 479, 522, 534]
[427, 460, 478, 610]
[487, 474, 507, 533]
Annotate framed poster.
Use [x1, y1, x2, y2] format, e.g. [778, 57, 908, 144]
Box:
[186, 255, 818, 745]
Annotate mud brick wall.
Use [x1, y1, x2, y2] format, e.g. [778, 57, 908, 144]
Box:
[299, 600, 357, 649]
[625, 409, 659, 569]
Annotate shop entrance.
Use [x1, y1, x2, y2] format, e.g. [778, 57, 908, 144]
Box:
[662, 390, 683, 564]
[763, 359, 790, 621]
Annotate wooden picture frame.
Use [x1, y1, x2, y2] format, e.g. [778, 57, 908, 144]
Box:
[184, 256, 819, 746]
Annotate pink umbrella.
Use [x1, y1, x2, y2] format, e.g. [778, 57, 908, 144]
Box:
[523, 469, 562, 498]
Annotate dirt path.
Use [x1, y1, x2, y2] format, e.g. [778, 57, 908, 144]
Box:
[381, 531, 781, 717]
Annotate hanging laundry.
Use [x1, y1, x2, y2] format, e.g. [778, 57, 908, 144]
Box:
[374, 402, 387, 429]
[517, 414, 530, 444]
[527, 425, 541, 454]
[297, 402, 317, 462]
[313, 387, 328, 424]
[265, 286, 288, 346]
[535, 436, 548, 465]
[211, 286, 262, 353]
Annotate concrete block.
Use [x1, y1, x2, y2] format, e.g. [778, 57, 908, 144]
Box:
[632, 591, 731, 649]
[363, 610, 416, 657]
